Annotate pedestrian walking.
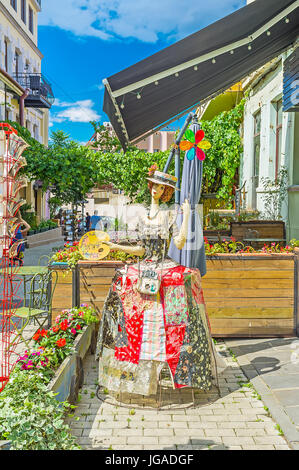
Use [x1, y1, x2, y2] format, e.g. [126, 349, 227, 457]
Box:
[90, 210, 102, 231]
[85, 212, 91, 232]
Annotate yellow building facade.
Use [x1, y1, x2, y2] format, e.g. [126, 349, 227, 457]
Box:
[0, 0, 53, 222]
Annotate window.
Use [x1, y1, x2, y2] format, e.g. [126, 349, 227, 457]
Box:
[275, 99, 283, 180]
[15, 50, 20, 77]
[33, 124, 39, 140]
[4, 40, 8, 72]
[29, 7, 34, 33]
[10, 0, 17, 11]
[21, 0, 26, 24]
[253, 110, 261, 187]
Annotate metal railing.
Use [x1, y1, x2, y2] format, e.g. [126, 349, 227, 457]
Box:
[13, 72, 54, 106]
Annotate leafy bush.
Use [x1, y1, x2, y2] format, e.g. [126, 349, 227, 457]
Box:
[0, 305, 99, 450]
[0, 370, 79, 450]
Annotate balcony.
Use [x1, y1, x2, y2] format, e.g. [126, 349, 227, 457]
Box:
[13, 73, 54, 109]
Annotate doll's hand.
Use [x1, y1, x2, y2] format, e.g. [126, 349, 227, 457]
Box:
[181, 199, 191, 218]
[100, 241, 118, 252]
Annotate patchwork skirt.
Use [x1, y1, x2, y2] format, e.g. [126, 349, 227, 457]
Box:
[96, 261, 225, 396]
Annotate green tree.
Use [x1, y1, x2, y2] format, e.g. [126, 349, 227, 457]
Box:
[1, 122, 100, 210]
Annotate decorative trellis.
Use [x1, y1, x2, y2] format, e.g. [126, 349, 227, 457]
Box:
[0, 123, 28, 392]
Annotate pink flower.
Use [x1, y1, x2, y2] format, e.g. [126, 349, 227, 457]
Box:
[71, 328, 77, 335]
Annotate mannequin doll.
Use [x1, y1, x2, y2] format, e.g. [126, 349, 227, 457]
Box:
[96, 166, 224, 396]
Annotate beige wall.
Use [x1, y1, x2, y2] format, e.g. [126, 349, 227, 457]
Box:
[1, 0, 40, 46]
[136, 131, 175, 153]
[0, 0, 48, 145]
[0, 0, 49, 222]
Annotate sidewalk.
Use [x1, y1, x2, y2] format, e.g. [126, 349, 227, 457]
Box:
[66, 340, 291, 450]
[225, 337, 299, 450]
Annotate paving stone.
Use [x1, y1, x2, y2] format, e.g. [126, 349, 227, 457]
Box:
[241, 445, 275, 450]
[113, 428, 142, 437]
[127, 437, 159, 445]
[144, 428, 174, 437]
[253, 436, 288, 445]
[204, 429, 236, 437]
[159, 421, 188, 428]
[188, 422, 217, 429]
[235, 429, 267, 437]
[174, 429, 205, 437]
[158, 437, 185, 446]
[222, 437, 255, 446]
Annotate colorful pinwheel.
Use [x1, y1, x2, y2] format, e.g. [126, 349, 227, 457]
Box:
[179, 129, 211, 161]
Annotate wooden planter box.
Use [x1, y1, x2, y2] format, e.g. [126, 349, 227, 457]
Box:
[202, 252, 298, 338]
[47, 323, 97, 404]
[50, 264, 79, 324]
[230, 220, 285, 247]
[78, 261, 124, 318]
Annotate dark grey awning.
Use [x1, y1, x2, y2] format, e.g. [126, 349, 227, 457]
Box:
[103, 0, 299, 149]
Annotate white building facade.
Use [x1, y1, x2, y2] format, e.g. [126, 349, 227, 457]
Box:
[241, 50, 297, 236]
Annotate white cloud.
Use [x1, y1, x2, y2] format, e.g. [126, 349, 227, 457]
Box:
[39, 0, 246, 43]
[51, 99, 100, 124]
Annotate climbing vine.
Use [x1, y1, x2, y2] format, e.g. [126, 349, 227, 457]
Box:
[200, 98, 245, 203]
[92, 99, 245, 205]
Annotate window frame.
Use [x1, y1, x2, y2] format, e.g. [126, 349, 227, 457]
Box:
[10, 0, 17, 12]
[253, 109, 261, 186]
[29, 6, 34, 34]
[275, 98, 283, 181]
[21, 0, 26, 24]
[4, 39, 8, 72]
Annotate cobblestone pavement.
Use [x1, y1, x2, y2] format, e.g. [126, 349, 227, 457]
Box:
[226, 337, 299, 450]
[67, 341, 291, 450]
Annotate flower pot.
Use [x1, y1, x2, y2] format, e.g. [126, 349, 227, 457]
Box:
[0, 441, 11, 450]
[47, 324, 96, 404]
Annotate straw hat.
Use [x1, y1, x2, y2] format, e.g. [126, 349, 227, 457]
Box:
[146, 170, 178, 190]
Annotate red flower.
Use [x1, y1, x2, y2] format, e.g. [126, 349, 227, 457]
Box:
[56, 338, 66, 348]
[52, 326, 59, 333]
[60, 319, 68, 331]
[40, 329, 48, 337]
[76, 324, 81, 330]
[33, 331, 41, 342]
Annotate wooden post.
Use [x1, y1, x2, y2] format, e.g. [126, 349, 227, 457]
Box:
[294, 248, 299, 337]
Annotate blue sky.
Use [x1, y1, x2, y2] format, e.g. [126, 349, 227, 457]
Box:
[38, 0, 246, 144]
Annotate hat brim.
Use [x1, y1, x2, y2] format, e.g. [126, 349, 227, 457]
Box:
[146, 177, 180, 190]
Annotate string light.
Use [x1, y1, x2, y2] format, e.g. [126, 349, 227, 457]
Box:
[267, 30, 271, 36]
[230, 50, 234, 55]
[137, 93, 141, 99]
[285, 17, 290, 23]
[212, 58, 216, 64]
[120, 102, 125, 109]
[194, 65, 198, 71]
[155, 81, 159, 85]
[248, 44, 252, 51]
[175, 72, 179, 77]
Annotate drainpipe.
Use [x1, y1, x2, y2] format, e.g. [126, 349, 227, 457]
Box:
[19, 88, 30, 127]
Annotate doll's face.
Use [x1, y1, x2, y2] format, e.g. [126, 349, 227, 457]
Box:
[151, 183, 165, 201]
